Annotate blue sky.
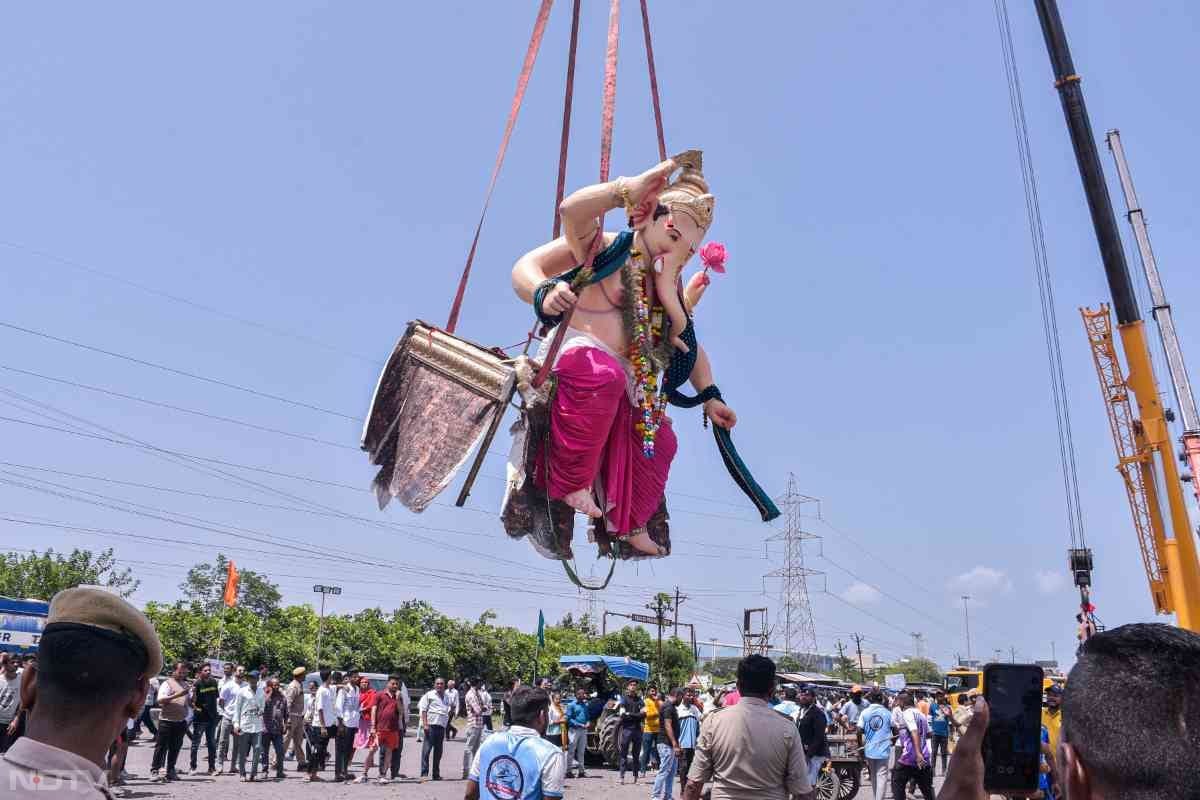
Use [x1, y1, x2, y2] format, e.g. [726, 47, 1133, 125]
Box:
[4, 0, 1200, 671]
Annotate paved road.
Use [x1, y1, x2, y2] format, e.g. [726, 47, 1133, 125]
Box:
[119, 731, 950, 799]
[119, 730, 661, 800]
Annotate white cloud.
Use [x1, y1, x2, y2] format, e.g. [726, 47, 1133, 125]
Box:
[842, 581, 882, 606]
[1035, 570, 1065, 595]
[948, 566, 1013, 595]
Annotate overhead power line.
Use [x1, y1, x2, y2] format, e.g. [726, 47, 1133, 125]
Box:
[0, 320, 359, 420]
[0, 239, 382, 365]
[0, 363, 356, 449]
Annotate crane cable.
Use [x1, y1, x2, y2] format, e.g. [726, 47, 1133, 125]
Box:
[992, 0, 1089, 555]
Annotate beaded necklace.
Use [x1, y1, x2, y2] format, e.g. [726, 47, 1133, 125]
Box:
[624, 243, 669, 459]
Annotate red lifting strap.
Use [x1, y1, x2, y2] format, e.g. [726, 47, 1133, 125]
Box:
[551, 0, 583, 239]
[531, 0, 622, 389]
[445, 0, 555, 334]
[640, 0, 667, 161]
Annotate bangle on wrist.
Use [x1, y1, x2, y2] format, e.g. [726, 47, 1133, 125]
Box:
[533, 278, 567, 327]
[699, 385, 723, 428]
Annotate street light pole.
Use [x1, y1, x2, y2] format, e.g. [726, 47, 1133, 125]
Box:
[961, 595, 973, 662]
[312, 584, 342, 669]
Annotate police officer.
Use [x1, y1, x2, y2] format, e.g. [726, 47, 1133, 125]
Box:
[0, 586, 163, 799]
[466, 686, 565, 800]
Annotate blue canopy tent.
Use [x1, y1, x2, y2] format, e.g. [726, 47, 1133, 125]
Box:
[558, 654, 650, 683]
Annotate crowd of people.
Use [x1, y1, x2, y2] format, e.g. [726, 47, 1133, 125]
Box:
[2, 586, 1200, 799]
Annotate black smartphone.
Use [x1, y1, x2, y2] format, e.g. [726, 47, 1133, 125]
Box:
[982, 663, 1045, 794]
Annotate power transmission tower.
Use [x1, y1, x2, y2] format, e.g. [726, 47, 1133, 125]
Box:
[742, 608, 771, 656]
[910, 632, 925, 659]
[764, 474, 822, 666]
[577, 568, 601, 629]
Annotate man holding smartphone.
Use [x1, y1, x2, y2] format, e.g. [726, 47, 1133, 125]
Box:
[892, 692, 935, 800]
[940, 623, 1200, 800]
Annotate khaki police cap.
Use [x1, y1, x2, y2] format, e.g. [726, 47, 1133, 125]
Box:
[293, 667, 307, 678]
[47, 586, 163, 677]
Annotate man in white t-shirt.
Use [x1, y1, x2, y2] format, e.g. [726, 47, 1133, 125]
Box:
[0, 653, 21, 753]
[307, 669, 339, 782]
[216, 664, 244, 773]
[418, 677, 452, 781]
[333, 671, 360, 782]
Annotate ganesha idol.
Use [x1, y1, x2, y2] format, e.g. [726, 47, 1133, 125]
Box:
[501, 150, 779, 563]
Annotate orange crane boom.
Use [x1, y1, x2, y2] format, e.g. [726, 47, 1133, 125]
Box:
[1081, 306, 1170, 614]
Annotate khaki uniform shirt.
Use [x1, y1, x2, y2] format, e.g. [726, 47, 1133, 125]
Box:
[285, 679, 305, 719]
[0, 738, 113, 799]
[688, 696, 813, 800]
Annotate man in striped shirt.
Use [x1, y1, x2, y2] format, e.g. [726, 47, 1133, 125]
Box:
[461, 679, 487, 779]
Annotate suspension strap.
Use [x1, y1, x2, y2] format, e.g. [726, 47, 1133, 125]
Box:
[445, 0, 555, 334]
[552, 0, 583, 239]
[562, 555, 617, 590]
[532, 0, 622, 390]
[639, 0, 667, 161]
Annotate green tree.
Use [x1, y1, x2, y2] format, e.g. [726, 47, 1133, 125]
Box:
[704, 657, 742, 682]
[0, 548, 137, 599]
[556, 612, 598, 638]
[888, 657, 944, 684]
[180, 554, 281, 617]
[833, 651, 860, 681]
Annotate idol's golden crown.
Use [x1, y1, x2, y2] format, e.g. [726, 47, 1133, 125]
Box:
[660, 149, 714, 231]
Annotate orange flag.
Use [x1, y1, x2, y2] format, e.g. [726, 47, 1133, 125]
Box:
[223, 561, 239, 607]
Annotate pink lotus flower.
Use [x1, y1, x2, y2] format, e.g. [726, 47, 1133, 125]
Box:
[700, 241, 727, 274]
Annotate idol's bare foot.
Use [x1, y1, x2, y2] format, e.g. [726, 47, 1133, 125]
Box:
[626, 529, 665, 556]
[564, 488, 603, 518]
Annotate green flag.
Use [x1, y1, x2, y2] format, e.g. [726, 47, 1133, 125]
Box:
[537, 609, 545, 649]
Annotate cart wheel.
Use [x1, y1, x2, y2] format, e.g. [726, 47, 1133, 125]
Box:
[816, 764, 842, 800]
[834, 764, 861, 799]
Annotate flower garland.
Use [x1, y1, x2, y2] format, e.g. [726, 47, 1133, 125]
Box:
[623, 248, 668, 459]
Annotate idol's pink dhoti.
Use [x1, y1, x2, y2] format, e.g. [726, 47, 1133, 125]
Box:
[535, 343, 676, 536]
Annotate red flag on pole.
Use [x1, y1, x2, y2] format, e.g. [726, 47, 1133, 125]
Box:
[223, 561, 239, 607]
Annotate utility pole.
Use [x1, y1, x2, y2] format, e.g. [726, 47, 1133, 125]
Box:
[961, 595, 973, 662]
[1051, 640, 1057, 664]
[710, 638, 719, 664]
[835, 640, 848, 680]
[852, 633, 867, 684]
[312, 584, 342, 669]
[764, 475, 822, 664]
[673, 586, 688, 639]
[1011, 646, 1018, 663]
[647, 593, 673, 669]
[994, 648, 1003, 664]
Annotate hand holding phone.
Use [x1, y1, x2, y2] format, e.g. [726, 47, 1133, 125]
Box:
[982, 664, 1045, 795]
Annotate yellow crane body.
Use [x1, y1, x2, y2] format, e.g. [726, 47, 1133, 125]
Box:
[1082, 305, 1200, 630]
